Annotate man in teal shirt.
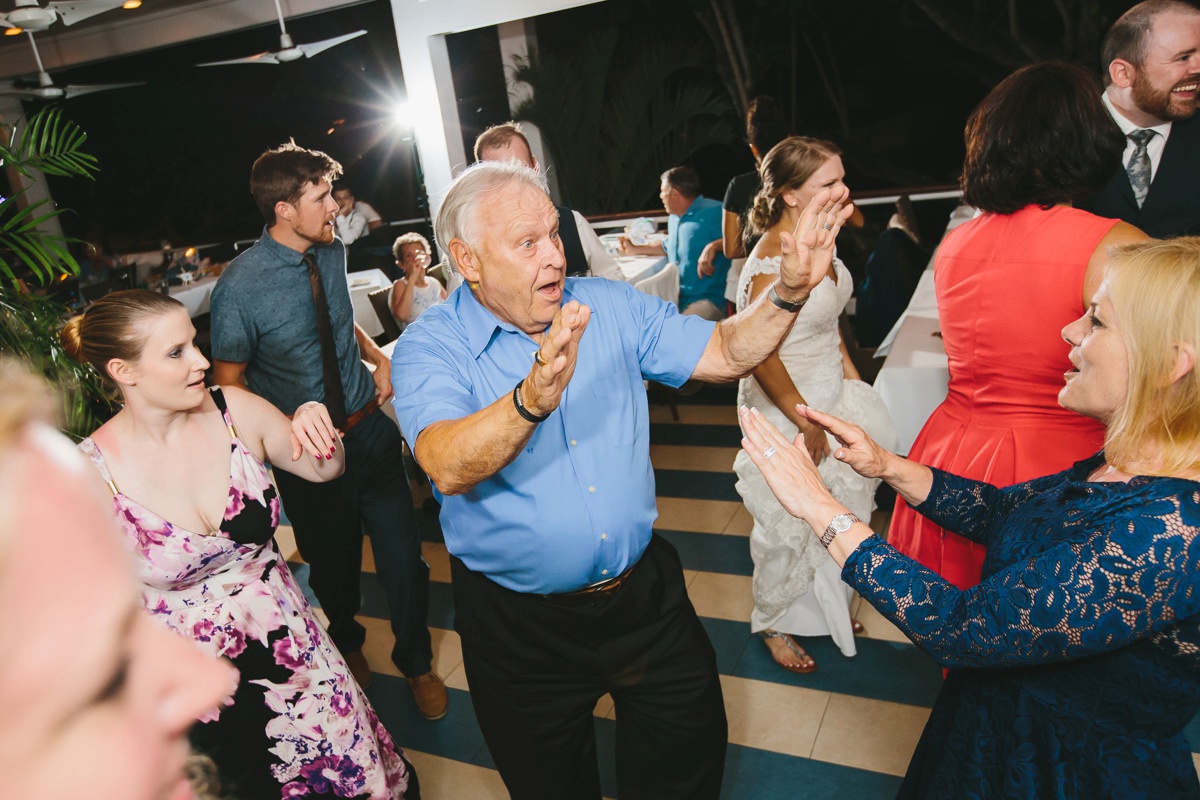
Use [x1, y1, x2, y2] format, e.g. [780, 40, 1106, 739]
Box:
[621, 166, 731, 319]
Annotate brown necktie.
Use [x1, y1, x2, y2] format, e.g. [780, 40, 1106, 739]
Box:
[304, 253, 347, 427]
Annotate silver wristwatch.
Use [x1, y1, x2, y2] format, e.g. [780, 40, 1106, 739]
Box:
[820, 512, 859, 548]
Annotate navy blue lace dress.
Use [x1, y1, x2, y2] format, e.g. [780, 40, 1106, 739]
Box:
[844, 453, 1200, 798]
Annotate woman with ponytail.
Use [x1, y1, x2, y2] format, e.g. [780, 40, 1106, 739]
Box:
[63, 290, 417, 799]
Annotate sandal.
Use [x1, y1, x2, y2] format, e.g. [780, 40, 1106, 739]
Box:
[759, 630, 817, 674]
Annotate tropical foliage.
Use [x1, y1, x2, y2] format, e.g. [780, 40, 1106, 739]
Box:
[0, 106, 111, 439]
[511, 26, 738, 213]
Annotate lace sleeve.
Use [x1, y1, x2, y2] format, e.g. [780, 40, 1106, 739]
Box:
[844, 486, 1200, 668]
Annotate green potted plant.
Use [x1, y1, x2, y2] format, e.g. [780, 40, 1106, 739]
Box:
[0, 106, 112, 438]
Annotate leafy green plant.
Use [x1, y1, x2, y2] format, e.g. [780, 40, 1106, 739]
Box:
[511, 27, 737, 213]
[0, 106, 111, 439]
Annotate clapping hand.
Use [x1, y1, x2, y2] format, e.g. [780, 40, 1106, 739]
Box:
[739, 405, 836, 523]
[795, 404, 891, 479]
[776, 187, 854, 302]
[522, 300, 591, 417]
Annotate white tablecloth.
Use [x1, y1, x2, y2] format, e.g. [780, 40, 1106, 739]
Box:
[616, 255, 667, 285]
[347, 269, 392, 337]
[169, 275, 220, 318]
[872, 310, 947, 454]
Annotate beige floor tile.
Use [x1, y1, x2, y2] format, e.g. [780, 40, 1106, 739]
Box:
[649, 403, 738, 426]
[721, 674, 829, 758]
[687, 571, 754, 623]
[850, 594, 912, 645]
[869, 507, 892, 536]
[723, 505, 754, 536]
[362, 535, 376, 574]
[649, 444, 738, 472]
[682, 568, 701, 588]
[276, 525, 300, 562]
[1193, 752, 1199, 781]
[655, 496, 741, 534]
[358, 619, 464, 687]
[405, 750, 509, 799]
[810, 693, 930, 777]
[593, 693, 616, 719]
[424, 541, 451, 584]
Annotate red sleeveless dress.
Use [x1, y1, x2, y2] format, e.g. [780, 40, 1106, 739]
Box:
[888, 205, 1114, 589]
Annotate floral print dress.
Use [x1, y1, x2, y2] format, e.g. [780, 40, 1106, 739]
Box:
[80, 388, 416, 799]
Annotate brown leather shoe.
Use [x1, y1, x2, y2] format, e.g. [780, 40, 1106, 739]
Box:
[407, 671, 448, 720]
[344, 649, 373, 690]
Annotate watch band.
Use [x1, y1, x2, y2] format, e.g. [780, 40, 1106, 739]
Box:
[820, 512, 860, 548]
[513, 379, 551, 424]
[768, 282, 807, 313]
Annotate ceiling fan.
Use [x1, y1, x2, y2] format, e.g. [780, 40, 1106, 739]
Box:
[197, 0, 366, 67]
[0, 31, 143, 99]
[0, 0, 127, 32]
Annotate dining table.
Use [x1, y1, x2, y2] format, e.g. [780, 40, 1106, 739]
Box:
[168, 275, 221, 318]
[870, 204, 976, 454]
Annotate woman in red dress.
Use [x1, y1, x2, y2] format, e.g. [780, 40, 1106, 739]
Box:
[889, 62, 1147, 589]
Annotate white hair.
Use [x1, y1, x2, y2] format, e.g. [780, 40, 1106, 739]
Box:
[434, 161, 551, 274]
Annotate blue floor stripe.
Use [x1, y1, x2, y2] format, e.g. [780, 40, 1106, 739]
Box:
[654, 467, 741, 501]
[657, 529, 754, 575]
[373, 676, 903, 799]
[650, 422, 742, 447]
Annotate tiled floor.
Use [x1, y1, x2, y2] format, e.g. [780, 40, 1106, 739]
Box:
[278, 385, 1200, 798]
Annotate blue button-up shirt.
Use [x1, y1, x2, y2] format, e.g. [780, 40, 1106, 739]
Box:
[391, 277, 715, 593]
[667, 195, 730, 310]
[210, 229, 375, 416]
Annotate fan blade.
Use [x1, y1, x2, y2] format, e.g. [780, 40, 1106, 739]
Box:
[0, 82, 42, 98]
[0, 18, 16, 29]
[296, 30, 367, 59]
[197, 52, 280, 67]
[48, 0, 126, 27]
[62, 81, 145, 99]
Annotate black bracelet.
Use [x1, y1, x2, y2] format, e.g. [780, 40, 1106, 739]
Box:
[768, 282, 807, 313]
[513, 379, 551, 424]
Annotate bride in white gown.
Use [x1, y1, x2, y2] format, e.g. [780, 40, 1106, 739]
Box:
[734, 137, 896, 673]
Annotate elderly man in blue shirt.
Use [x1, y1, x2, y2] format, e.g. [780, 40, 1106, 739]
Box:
[392, 161, 852, 800]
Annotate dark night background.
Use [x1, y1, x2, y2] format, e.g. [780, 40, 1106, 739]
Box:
[0, 0, 1139, 254]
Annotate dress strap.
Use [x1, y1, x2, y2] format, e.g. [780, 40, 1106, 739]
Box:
[209, 386, 239, 441]
[78, 438, 120, 496]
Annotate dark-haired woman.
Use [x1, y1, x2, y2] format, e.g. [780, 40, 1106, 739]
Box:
[890, 61, 1148, 590]
[733, 136, 895, 673]
[62, 290, 416, 799]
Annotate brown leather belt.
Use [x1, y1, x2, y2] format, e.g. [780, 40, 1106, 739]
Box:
[542, 561, 638, 604]
[341, 397, 381, 433]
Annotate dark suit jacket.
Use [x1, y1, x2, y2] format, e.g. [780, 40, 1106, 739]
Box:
[1077, 113, 1200, 238]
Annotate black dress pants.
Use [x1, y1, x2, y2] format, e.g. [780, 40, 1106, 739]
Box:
[451, 534, 727, 800]
[275, 409, 433, 676]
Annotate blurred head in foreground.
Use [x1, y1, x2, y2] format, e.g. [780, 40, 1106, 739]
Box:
[0, 361, 234, 800]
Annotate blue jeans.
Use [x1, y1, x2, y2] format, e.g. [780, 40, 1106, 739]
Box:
[275, 409, 433, 676]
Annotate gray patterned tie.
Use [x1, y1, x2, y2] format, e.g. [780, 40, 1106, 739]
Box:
[1126, 129, 1155, 208]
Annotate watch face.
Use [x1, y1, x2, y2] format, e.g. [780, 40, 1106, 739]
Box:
[834, 515, 854, 533]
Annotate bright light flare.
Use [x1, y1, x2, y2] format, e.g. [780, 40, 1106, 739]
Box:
[122, 0, 142, 8]
[391, 101, 413, 131]
[4, 27, 23, 36]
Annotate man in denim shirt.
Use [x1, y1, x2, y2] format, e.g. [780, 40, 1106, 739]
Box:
[392, 161, 852, 798]
[211, 141, 445, 720]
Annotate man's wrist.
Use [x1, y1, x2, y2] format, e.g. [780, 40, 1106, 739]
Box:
[768, 281, 808, 312]
[513, 379, 551, 423]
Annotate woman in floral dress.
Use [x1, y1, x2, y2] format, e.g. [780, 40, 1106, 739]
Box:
[63, 290, 417, 799]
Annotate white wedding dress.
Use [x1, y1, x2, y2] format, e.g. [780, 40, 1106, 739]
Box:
[734, 255, 896, 657]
